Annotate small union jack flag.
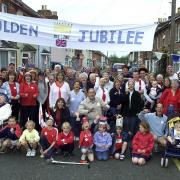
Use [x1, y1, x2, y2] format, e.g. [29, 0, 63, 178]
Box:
[56, 39, 67, 47]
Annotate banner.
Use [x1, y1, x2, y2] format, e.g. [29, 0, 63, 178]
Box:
[0, 12, 157, 52]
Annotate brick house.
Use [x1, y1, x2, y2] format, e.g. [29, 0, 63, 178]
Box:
[0, 0, 43, 69]
[129, 11, 180, 74]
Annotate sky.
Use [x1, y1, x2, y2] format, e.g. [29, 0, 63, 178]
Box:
[22, 0, 180, 56]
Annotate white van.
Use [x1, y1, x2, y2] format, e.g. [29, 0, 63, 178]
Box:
[113, 63, 125, 73]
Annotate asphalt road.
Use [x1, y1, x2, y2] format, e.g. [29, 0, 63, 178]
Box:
[0, 148, 179, 180]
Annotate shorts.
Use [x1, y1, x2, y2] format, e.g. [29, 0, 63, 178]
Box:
[81, 147, 93, 154]
[132, 153, 150, 161]
[11, 140, 18, 146]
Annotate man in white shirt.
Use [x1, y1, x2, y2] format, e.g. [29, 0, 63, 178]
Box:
[125, 71, 146, 94]
[166, 65, 178, 80]
[95, 78, 110, 105]
[103, 72, 113, 92]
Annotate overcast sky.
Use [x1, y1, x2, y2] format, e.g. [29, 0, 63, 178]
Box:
[22, 0, 180, 56]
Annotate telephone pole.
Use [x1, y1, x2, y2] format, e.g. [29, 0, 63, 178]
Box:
[169, 0, 176, 65]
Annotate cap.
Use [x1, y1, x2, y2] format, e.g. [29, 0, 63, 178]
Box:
[99, 116, 107, 127]
[55, 64, 61, 69]
[82, 116, 89, 124]
[29, 69, 37, 74]
[24, 72, 32, 77]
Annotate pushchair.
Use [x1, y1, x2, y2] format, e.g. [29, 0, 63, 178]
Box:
[161, 117, 180, 167]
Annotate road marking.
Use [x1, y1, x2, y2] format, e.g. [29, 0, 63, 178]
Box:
[172, 158, 180, 171]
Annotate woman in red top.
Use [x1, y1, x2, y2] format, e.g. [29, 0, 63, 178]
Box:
[132, 121, 154, 166]
[57, 122, 74, 156]
[40, 118, 58, 161]
[160, 79, 180, 119]
[2, 72, 20, 120]
[19, 72, 39, 128]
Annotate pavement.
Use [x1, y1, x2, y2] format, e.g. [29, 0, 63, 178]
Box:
[0, 147, 180, 180]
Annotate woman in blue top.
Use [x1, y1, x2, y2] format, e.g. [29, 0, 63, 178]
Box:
[69, 80, 85, 139]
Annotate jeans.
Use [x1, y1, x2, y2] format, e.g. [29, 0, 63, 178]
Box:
[40, 136, 56, 159]
[20, 105, 38, 129]
[123, 116, 140, 138]
[95, 150, 109, 161]
[70, 116, 81, 137]
[167, 105, 175, 120]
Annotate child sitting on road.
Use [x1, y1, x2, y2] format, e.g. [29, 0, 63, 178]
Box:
[40, 118, 58, 161]
[0, 116, 22, 153]
[111, 126, 129, 160]
[57, 122, 74, 157]
[132, 121, 154, 166]
[79, 117, 94, 163]
[19, 120, 40, 157]
[94, 119, 112, 161]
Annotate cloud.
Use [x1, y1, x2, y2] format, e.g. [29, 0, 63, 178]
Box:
[22, 0, 175, 25]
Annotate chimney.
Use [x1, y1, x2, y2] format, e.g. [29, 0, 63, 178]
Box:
[52, 11, 57, 16]
[42, 5, 47, 10]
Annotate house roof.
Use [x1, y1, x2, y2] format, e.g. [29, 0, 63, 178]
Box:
[11, 0, 42, 18]
[21, 44, 36, 51]
[155, 14, 180, 34]
[42, 49, 50, 54]
[0, 40, 19, 49]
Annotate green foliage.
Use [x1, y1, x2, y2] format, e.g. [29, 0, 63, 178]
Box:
[109, 55, 128, 64]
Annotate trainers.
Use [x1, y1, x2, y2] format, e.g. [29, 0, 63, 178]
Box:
[119, 154, 125, 160]
[31, 149, 36, 157]
[26, 149, 31, 157]
[40, 154, 44, 158]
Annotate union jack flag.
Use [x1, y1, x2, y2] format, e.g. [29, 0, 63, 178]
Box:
[56, 39, 67, 47]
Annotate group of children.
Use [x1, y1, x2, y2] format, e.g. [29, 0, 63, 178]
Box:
[0, 115, 179, 166]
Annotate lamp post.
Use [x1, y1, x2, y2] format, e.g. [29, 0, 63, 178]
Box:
[169, 0, 176, 65]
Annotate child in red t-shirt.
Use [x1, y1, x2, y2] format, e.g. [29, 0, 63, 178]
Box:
[79, 117, 94, 163]
[112, 126, 129, 160]
[40, 118, 58, 161]
[57, 122, 74, 156]
[0, 116, 22, 153]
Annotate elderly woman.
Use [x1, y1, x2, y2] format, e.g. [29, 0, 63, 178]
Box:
[79, 72, 88, 93]
[160, 79, 180, 119]
[156, 74, 164, 89]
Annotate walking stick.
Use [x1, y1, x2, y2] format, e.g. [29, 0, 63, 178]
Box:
[50, 159, 91, 169]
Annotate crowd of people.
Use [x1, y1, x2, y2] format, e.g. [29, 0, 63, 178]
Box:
[0, 55, 180, 166]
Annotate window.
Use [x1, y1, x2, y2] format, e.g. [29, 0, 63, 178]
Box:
[41, 54, 50, 69]
[22, 52, 35, 67]
[1, 3, 8, 13]
[9, 51, 16, 64]
[176, 23, 180, 42]
[0, 50, 17, 68]
[0, 51, 8, 68]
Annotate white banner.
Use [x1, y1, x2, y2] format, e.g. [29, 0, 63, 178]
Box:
[0, 12, 157, 51]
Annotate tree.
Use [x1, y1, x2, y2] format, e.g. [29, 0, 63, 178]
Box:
[109, 55, 128, 64]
